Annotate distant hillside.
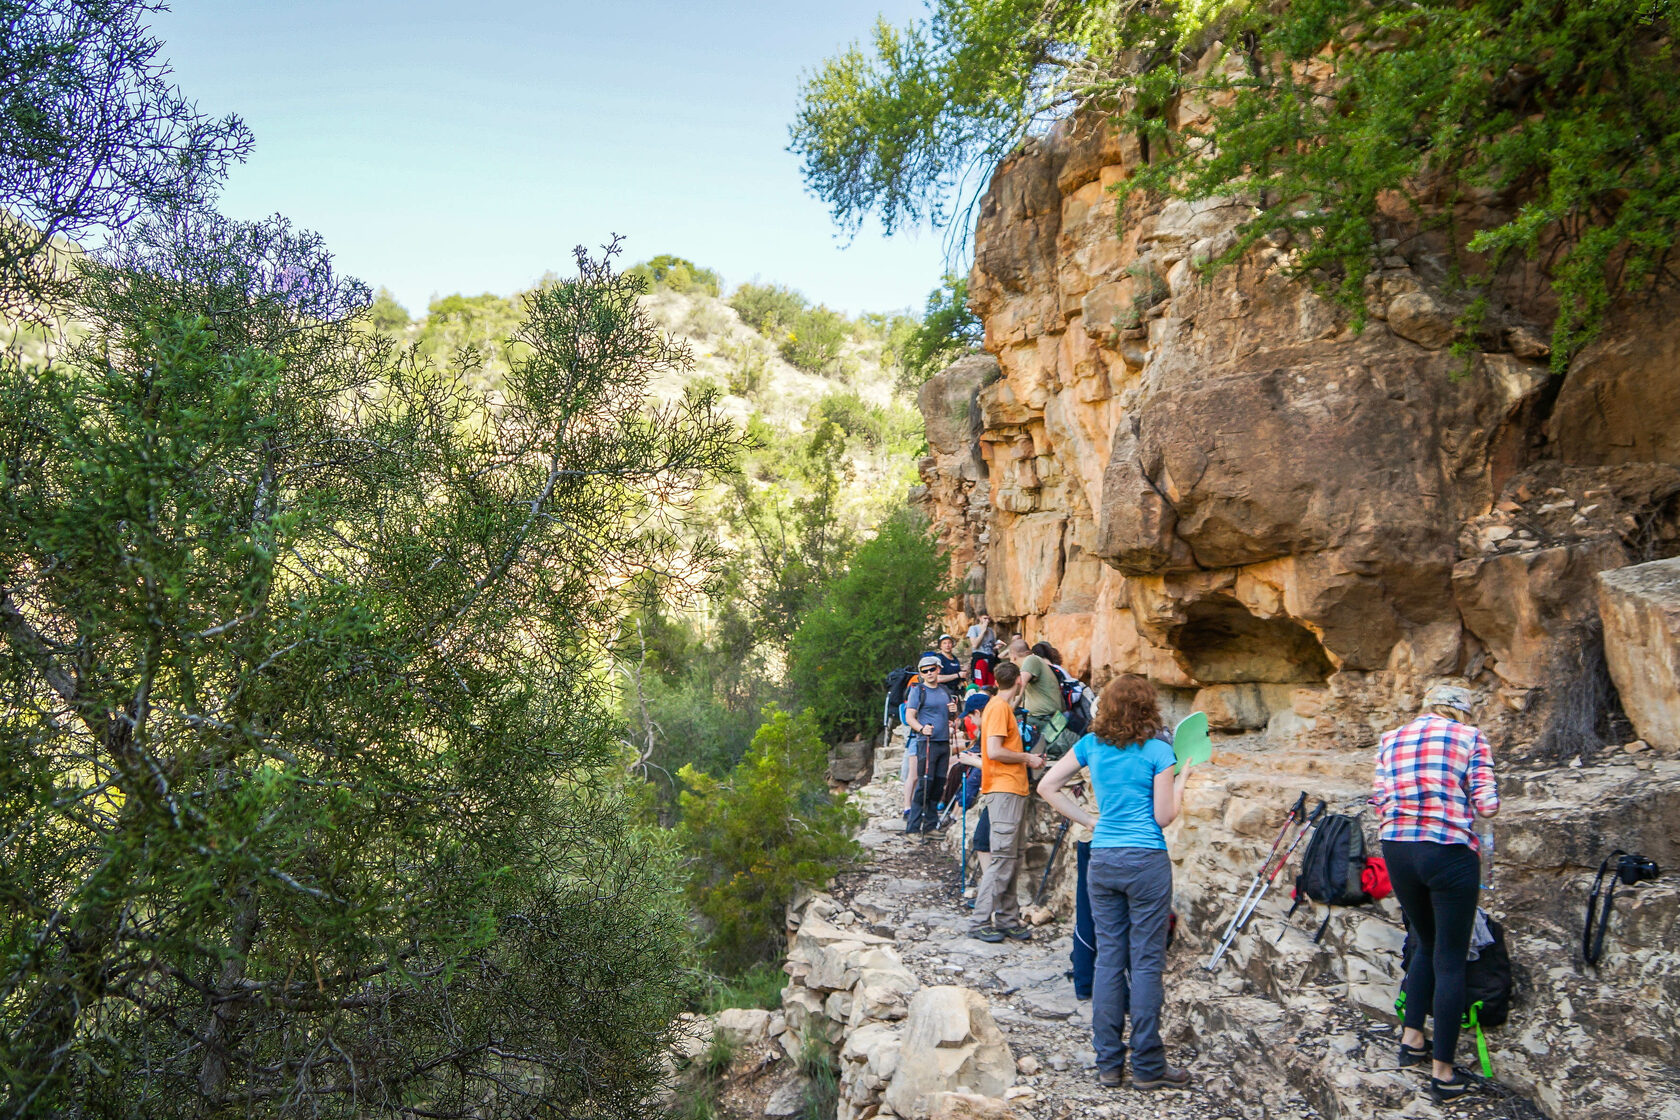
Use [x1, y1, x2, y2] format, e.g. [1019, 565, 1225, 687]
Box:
[376, 263, 929, 547]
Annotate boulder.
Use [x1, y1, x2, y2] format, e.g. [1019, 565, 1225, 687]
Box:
[926, 1092, 1022, 1120]
[668, 1011, 712, 1064]
[1194, 682, 1276, 731]
[712, 1007, 771, 1049]
[764, 1077, 810, 1117]
[841, 1020, 903, 1082]
[1548, 305, 1680, 465]
[849, 958, 921, 1026]
[1600, 558, 1680, 750]
[830, 738, 874, 785]
[1453, 537, 1628, 688]
[1386, 289, 1460, 349]
[883, 987, 1015, 1119]
[920, 354, 996, 456]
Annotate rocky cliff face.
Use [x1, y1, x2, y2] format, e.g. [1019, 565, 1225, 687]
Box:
[918, 113, 1680, 753]
[912, 114, 1680, 1118]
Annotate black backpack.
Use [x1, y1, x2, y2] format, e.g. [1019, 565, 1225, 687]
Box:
[1296, 813, 1372, 907]
[1286, 813, 1373, 943]
[883, 666, 918, 728]
[1401, 911, 1513, 1074]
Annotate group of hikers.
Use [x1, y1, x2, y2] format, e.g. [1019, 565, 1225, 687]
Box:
[896, 618, 1501, 1103]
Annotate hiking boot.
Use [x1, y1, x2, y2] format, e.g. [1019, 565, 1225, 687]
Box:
[1002, 924, 1033, 941]
[1429, 1071, 1474, 1103]
[1132, 1065, 1191, 1090]
[1097, 1067, 1124, 1088]
[970, 926, 1005, 943]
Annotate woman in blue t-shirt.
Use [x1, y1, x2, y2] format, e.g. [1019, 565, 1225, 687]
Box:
[1038, 674, 1196, 1092]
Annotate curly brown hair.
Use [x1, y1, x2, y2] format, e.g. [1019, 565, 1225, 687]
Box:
[1089, 674, 1163, 749]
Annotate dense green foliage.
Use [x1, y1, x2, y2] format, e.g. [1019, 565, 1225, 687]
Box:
[794, 0, 1680, 366]
[788, 508, 949, 743]
[898, 272, 982, 388]
[729, 279, 807, 335]
[2, 4, 940, 1110]
[415, 288, 524, 378]
[810, 389, 923, 452]
[628, 253, 723, 297]
[367, 284, 410, 333]
[0, 14, 743, 1104]
[0, 212, 738, 1117]
[0, 0, 250, 314]
[729, 280, 853, 375]
[675, 708, 861, 972]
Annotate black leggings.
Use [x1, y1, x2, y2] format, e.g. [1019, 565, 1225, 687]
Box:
[1382, 840, 1480, 1064]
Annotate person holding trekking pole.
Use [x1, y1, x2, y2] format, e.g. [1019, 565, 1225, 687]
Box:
[1037, 674, 1194, 1091]
[1371, 683, 1499, 1103]
[968, 660, 1044, 942]
[903, 655, 955, 834]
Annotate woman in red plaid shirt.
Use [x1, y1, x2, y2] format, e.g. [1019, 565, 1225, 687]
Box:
[1371, 683, 1499, 1102]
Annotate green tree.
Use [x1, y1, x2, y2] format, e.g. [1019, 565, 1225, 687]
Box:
[0, 0, 251, 315]
[780, 303, 849, 374]
[0, 217, 741, 1117]
[627, 253, 722, 297]
[676, 707, 861, 972]
[415, 289, 524, 381]
[367, 284, 410, 333]
[787, 508, 948, 743]
[898, 272, 982, 389]
[729, 280, 807, 334]
[793, 0, 1680, 368]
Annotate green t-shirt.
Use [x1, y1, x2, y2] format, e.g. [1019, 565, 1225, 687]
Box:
[1019, 654, 1063, 718]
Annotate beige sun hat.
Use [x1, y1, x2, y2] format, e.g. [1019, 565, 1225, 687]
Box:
[1422, 683, 1475, 715]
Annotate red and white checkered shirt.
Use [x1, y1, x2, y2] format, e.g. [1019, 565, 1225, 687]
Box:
[1371, 715, 1499, 849]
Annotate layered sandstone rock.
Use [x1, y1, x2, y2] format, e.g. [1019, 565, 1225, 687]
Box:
[916, 113, 1680, 759]
[1600, 558, 1680, 750]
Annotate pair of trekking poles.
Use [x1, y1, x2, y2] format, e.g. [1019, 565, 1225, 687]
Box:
[1205, 792, 1327, 971]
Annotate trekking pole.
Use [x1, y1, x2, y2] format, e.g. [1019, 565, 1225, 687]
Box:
[1033, 818, 1072, 907]
[1206, 800, 1326, 970]
[1209, 792, 1306, 960]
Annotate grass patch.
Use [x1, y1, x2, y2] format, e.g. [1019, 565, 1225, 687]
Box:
[670, 1092, 720, 1120]
[702, 1031, 738, 1079]
[797, 1036, 840, 1120]
[698, 962, 787, 1014]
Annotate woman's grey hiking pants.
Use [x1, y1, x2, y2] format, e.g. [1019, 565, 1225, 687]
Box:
[1088, 846, 1173, 1079]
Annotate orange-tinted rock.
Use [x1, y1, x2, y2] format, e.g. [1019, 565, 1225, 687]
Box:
[915, 114, 1680, 759]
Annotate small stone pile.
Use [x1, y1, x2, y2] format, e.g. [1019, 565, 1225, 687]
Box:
[780, 891, 1019, 1120]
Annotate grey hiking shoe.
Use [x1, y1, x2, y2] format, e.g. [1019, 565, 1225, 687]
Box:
[969, 926, 1005, 943]
[1097, 1067, 1124, 1088]
[1132, 1065, 1191, 1090]
[1002, 924, 1033, 941]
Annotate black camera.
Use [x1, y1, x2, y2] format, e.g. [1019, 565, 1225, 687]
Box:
[1617, 852, 1660, 885]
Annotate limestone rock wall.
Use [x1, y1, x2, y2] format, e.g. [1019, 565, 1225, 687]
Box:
[917, 114, 1680, 758]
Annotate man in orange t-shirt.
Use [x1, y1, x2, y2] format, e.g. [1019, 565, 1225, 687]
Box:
[970, 659, 1045, 942]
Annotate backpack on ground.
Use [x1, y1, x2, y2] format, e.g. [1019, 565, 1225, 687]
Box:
[883, 665, 918, 728]
[1051, 665, 1095, 734]
[1400, 910, 1513, 1075]
[1288, 813, 1375, 942]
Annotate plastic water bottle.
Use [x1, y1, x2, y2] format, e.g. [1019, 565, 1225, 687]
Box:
[1478, 823, 1495, 892]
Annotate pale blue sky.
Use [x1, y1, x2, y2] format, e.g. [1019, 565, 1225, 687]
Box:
[151, 1, 955, 320]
